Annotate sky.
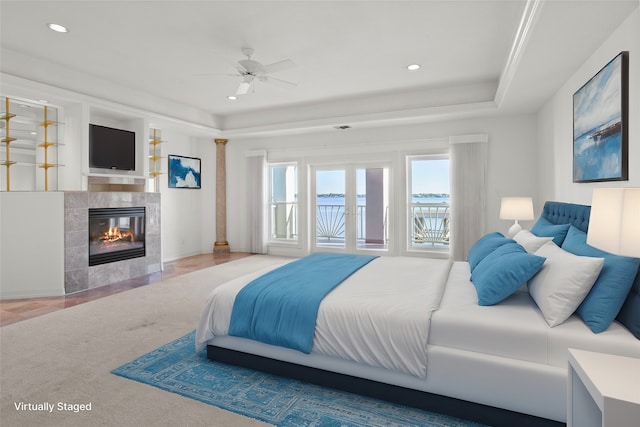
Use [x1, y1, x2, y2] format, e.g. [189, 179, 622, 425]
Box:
[573, 53, 623, 139]
[411, 159, 449, 194]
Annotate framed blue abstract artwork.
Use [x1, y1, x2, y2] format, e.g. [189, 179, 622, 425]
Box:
[573, 51, 628, 183]
[168, 154, 201, 189]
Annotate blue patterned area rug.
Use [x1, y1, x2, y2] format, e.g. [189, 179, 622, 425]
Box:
[112, 331, 487, 427]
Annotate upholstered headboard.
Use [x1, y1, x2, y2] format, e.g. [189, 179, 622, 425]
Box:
[540, 201, 591, 233]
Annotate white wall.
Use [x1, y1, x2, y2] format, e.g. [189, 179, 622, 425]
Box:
[159, 130, 216, 261]
[62, 102, 89, 191]
[537, 9, 640, 206]
[225, 113, 539, 254]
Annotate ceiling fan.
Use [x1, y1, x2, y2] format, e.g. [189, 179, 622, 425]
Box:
[205, 47, 297, 95]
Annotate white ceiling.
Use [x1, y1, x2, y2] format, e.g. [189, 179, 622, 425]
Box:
[1, 1, 637, 133]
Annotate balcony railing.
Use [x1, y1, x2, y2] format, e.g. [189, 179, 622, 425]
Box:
[270, 202, 450, 249]
[270, 202, 298, 239]
[411, 202, 450, 248]
[316, 205, 385, 241]
[316, 205, 346, 241]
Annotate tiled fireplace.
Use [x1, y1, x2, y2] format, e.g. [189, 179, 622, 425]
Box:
[64, 191, 161, 294]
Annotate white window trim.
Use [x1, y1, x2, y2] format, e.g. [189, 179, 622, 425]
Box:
[404, 153, 451, 258]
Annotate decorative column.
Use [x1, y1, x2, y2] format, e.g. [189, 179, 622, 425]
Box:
[213, 138, 230, 253]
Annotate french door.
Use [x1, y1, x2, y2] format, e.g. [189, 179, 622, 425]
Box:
[311, 164, 390, 253]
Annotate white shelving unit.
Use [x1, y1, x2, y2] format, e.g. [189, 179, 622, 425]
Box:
[1, 97, 63, 191]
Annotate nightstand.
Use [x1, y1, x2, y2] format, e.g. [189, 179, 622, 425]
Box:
[568, 349, 640, 427]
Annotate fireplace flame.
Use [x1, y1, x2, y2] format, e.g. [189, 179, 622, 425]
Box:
[100, 226, 134, 243]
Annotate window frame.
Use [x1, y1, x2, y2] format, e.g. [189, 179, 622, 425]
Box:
[268, 162, 299, 244]
[406, 154, 451, 256]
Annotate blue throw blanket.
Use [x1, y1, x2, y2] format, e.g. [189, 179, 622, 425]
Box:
[228, 253, 378, 353]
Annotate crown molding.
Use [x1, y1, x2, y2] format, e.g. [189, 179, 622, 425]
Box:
[494, 0, 545, 107]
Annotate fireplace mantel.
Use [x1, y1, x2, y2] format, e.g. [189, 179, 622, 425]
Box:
[87, 174, 147, 193]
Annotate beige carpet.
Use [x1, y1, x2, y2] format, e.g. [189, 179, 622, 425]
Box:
[0, 255, 291, 427]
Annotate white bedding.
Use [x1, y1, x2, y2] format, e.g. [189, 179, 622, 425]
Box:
[432, 262, 640, 366]
[196, 256, 452, 378]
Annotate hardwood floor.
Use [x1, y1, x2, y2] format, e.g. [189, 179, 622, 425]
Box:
[0, 252, 252, 327]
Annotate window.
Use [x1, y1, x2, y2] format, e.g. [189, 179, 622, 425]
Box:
[408, 156, 450, 252]
[312, 164, 390, 253]
[269, 163, 298, 241]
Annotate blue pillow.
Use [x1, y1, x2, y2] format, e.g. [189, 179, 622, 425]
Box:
[562, 226, 640, 333]
[467, 232, 514, 272]
[471, 242, 546, 306]
[531, 217, 571, 246]
[616, 271, 640, 339]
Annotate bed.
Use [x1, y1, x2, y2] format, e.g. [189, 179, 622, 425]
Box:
[196, 202, 640, 427]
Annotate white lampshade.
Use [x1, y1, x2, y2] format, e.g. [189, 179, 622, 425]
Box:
[500, 197, 534, 237]
[587, 188, 640, 257]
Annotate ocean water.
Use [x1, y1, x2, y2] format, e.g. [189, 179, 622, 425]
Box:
[574, 125, 622, 181]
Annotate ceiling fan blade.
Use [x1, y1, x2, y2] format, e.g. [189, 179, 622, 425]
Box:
[193, 73, 238, 77]
[260, 75, 297, 88]
[262, 59, 295, 74]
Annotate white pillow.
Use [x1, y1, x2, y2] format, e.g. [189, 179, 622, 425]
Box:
[513, 229, 553, 253]
[528, 242, 604, 327]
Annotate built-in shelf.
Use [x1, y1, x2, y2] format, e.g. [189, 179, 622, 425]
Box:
[149, 128, 164, 192]
[1, 97, 16, 191]
[39, 105, 57, 190]
[1, 97, 62, 191]
[1, 161, 66, 167]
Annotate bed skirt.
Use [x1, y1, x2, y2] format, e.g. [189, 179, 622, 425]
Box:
[206, 338, 564, 427]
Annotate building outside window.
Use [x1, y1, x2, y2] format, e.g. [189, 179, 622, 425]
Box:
[269, 163, 298, 241]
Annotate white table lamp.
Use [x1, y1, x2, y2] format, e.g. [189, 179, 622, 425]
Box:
[587, 188, 640, 257]
[500, 197, 534, 237]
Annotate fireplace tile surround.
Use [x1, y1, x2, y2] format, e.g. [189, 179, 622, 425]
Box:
[64, 191, 161, 294]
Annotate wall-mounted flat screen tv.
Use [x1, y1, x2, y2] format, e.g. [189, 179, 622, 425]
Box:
[89, 124, 136, 171]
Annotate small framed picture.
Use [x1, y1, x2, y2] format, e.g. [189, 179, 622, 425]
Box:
[168, 155, 201, 189]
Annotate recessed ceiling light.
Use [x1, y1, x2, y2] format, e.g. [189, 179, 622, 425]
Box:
[47, 23, 68, 33]
[227, 96, 237, 100]
[407, 64, 421, 71]
[39, 99, 49, 104]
